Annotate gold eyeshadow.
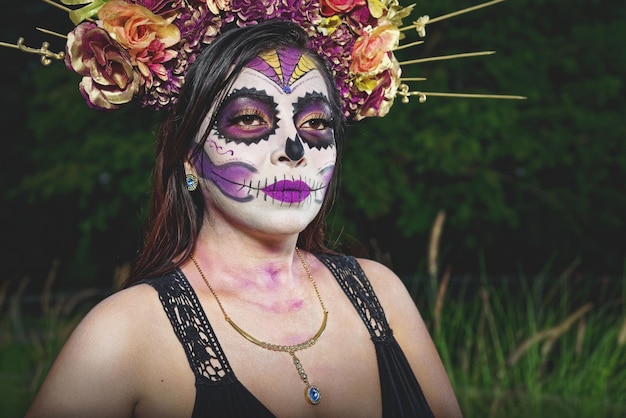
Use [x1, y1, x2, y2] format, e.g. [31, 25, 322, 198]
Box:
[293, 92, 335, 150]
[214, 88, 278, 145]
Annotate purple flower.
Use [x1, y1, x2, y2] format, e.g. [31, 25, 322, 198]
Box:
[358, 69, 391, 118]
[308, 22, 358, 117]
[275, 0, 322, 34]
[60, 0, 403, 119]
[345, 4, 377, 32]
[131, 0, 182, 14]
[140, 3, 225, 109]
[230, 0, 278, 26]
[65, 22, 141, 110]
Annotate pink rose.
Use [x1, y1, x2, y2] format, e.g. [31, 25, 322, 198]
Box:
[350, 24, 399, 75]
[98, 0, 180, 60]
[320, 0, 366, 17]
[65, 22, 141, 109]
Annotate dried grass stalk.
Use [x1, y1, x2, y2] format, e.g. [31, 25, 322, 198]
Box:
[507, 303, 593, 366]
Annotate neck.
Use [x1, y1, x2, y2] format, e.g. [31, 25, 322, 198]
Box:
[190, 221, 303, 291]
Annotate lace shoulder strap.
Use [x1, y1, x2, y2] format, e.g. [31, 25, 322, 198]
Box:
[141, 270, 235, 384]
[316, 253, 392, 341]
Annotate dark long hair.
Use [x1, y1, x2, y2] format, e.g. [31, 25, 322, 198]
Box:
[127, 20, 346, 285]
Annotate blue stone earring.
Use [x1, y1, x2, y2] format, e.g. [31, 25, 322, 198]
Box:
[186, 173, 198, 191]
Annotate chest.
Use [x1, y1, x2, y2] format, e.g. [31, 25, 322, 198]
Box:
[135, 287, 384, 418]
[215, 299, 383, 417]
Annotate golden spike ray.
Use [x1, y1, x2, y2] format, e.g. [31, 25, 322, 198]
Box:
[0, 37, 65, 65]
[399, 51, 495, 66]
[400, 0, 506, 32]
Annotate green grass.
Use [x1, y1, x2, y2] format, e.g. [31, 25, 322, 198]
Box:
[412, 261, 626, 418]
[0, 265, 102, 418]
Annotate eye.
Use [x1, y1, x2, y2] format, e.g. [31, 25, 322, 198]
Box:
[296, 112, 335, 149]
[299, 116, 331, 131]
[229, 110, 269, 129]
[213, 88, 278, 145]
[292, 92, 335, 149]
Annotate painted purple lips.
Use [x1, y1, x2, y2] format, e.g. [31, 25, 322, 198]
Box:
[262, 180, 311, 203]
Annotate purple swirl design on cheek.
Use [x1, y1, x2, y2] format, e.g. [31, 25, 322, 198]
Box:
[209, 139, 234, 156]
[193, 152, 257, 202]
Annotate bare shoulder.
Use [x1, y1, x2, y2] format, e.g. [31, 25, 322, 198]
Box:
[355, 257, 464, 418]
[26, 283, 161, 418]
[67, 283, 160, 350]
[354, 258, 427, 354]
[354, 258, 417, 321]
[353, 257, 428, 352]
[86, 283, 159, 323]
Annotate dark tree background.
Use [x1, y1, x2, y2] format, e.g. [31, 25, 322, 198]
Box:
[1, 0, 624, 290]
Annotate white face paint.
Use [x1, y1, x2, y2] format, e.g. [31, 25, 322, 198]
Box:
[192, 49, 337, 236]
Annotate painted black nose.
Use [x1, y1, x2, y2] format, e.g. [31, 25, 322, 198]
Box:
[285, 135, 305, 161]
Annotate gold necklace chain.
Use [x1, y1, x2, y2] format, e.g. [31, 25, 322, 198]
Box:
[189, 247, 328, 405]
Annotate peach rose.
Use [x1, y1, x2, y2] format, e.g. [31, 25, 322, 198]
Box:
[350, 24, 399, 76]
[98, 0, 180, 61]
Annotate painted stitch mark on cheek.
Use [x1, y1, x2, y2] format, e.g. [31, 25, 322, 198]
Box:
[311, 165, 335, 204]
[214, 88, 278, 145]
[294, 92, 335, 149]
[319, 165, 335, 185]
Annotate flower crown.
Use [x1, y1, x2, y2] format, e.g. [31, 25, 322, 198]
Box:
[2, 0, 524, 121]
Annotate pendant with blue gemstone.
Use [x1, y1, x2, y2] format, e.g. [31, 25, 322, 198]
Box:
[306, 385, 321, 405]
[290, 351, 321, 405]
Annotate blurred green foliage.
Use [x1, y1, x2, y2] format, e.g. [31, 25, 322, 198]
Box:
[334, 0, 625, 275]
[1, 61, 158, 287]
[1, 0, 624, 288]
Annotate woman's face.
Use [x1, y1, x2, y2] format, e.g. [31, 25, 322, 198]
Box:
[192, 48, 337, 237]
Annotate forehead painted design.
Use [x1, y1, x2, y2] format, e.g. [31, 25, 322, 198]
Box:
[245, 48, 318, 93]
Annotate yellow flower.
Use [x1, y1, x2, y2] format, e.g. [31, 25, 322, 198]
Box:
[318, 16, 343, 36]
[354, 74, 379, 93]
[367, 0, 386, 19]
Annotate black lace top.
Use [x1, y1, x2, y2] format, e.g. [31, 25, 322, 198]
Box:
[144, 253, 434, 417]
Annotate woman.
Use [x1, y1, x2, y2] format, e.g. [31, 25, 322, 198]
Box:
[26, 20, 462, 418]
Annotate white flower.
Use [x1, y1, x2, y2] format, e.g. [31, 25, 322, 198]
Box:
[413, 15, 429, 37]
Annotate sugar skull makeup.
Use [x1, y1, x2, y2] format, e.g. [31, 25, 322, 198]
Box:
[192, 48, 337, 235]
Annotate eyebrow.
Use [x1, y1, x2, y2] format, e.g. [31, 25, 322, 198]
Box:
[220, 87, 276, 110]
[292, 91, 332, 115]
